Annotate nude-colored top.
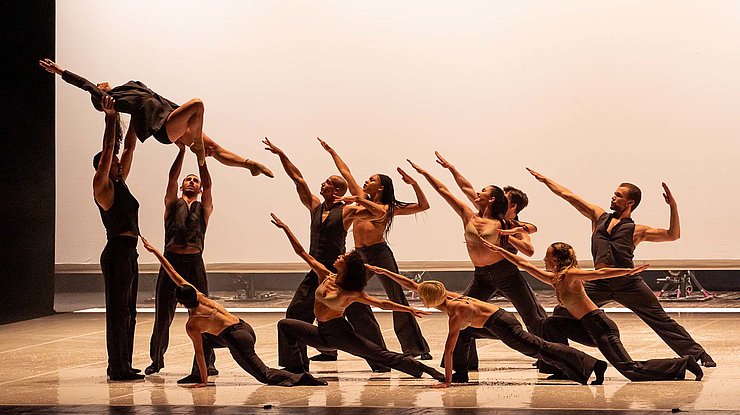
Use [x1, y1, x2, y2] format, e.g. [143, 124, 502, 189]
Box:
[315, 274, 345, 312]
[463, 218, 505, 267]
[553, 277, 589, 308]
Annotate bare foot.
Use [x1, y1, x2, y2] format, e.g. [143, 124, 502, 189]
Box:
[244, 159, 274, 178]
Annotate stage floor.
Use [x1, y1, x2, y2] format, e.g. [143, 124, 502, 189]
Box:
[0, 309, 737, 414]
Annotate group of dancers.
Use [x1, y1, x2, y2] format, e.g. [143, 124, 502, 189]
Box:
[41, 59, 712, 387]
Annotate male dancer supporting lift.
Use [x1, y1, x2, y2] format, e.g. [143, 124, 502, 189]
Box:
[263, 138, 390, 370]
[527, 168, 715, 367]
[320, 138, 432, 360]
[94, 96, 143, 380]
[146, 143, 219, 383]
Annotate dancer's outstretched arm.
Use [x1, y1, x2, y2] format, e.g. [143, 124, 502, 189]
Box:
[498, 227, 535, 257]
[366, 264, 421, 292]
[318, 138, 364, 197]
[39, 58, 106, 102]
[479, 239, 555, 286]
[407, 160, 475, 223]
[395, 167, 431, 215]
[526, 167, 604, 223]
[270, 213, 331, 282]
[568, 264, 650, 281]
[141, 237, 192, 289]
[163, 144, 186, 219]
[263, 137, 320, 210]
[634, 183, 680, 244]
[92, 97, 118, 211]
[119, 121, 137, 182]
[352, 292, 429, 318]
[435, 151, 477, 204]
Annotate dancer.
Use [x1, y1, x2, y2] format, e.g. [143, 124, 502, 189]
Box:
[406, 160, 547, 365]
[271, 214, 444, 381]
[319, 138, 432, 359]
[366, 264, 607, 386]
[94, 96, 142, 381]
[263, 138, 390, 370]
[145, 144, 218, 383]
[39, 58, 272, 175]
[141, 237, 326, 388]
[482, 239, 703, 381]
[527, 168, 715, 367]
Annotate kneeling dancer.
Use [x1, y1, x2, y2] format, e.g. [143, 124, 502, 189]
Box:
[141, 237, 325, 387]
[271, 214, 444, 381]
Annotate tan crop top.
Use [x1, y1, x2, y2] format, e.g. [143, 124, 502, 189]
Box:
[554, 278, 589, 308]
[315, 274, 344, 311]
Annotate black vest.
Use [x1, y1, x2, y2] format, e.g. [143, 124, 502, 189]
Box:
[165, 199, 206, 252]
[96, 180, 140, 239]
[591, 212, 635, 268]
[309, 203, 346, 266]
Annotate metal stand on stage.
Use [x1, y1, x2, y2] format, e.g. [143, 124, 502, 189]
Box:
[656, 270, 713, 301]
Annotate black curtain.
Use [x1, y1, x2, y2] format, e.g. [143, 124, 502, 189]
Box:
[0, 1, 56, 324]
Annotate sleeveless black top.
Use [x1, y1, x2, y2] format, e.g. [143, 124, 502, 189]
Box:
[96, 180, 140, 239]
[165, 199, 206, 252]
[591, 212, 635, 268]
[308, 203, 346, 266]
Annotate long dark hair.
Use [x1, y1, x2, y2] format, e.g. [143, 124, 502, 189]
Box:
[373, 174, 411, 236]
[484, 185, 513, 245]
[335, 250, 370, 292]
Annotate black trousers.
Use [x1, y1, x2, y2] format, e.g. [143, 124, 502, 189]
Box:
[357, 242, 430, 356]
[452, 309, 598, 384]
[148, 251, 215, 375]
[277, 317, 442, 379]
[205, 320, 322, 386]
[277, 269, 386, 370]
[446, 260, 548, 369]
[100, 236, 139, 377]
[549, 309, 689, 381]
[547, 275, 705, 359]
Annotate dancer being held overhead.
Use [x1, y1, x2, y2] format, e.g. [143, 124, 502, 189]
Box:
[318, 138, 433, 360]
[366, 264, 607, 387]
[527, 168, 715, 368]
[271, 214, 444, 381]
[39, 58, 272, 176]
[140, 237, 326, 388]
[481, 239, 703, 381]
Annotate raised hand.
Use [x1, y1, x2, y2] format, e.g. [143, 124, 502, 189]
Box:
[478, 236, 502, 252]
[262, 137, 283, 155]
[526, 167, 546, 182]
[435, 151, 453, 169]
[406, 159, 426, 174]
[365, 264, 385, 275]
[270, 213, 288, 229]
[661, 182, 676, 205]
[101, 96, 116, 117]
[498, 227, 527, 236]
[409, 307, 431, 318]
[397, 167, 416, 185]
[39, 58, 63, 75]
[628, 264, 650, 275]
[317, 137, 333, 152]
[140, 236, 157, 253]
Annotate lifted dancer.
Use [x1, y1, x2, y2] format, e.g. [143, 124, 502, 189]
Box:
[319, 138, 432, 359]
[527, 168, 715, 367]
[482, 239, 703, 381]
[39, 58, 272, 175]
[146, 144, 218, 383]
[263, 137, 388, 369]
[141, 237, 326, 388]
[94, 96, 142, 381]
[271, 214, 444, 381]
[367, 264, 607, 387]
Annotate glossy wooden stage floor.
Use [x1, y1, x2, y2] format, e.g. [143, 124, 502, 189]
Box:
[0, 310, 737, 414]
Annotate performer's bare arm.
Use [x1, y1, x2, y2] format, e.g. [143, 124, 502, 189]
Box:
[199, 158, 214, 225]
[92, 97, 118, 211]
[164, 143, 186, 220]
[569, 264, 650, 281]
[366, 264, 420, 292]
[433, 315, 462, 388]
[394, 167, 431, 215]
[119, 123, 137, 181]
[186, 324, 209, 387]
[527, 167, 604, 223]
[634, 183, 680, 245]
[141, 237, 193, 289]
[318, 138, 364, 198]
[407, 160, 475, 224]
[264, 138, 320, 210]
[479, 238, 555, 286]
[500, 228, 535, 257]
[354, 292, 430, 318]
[270, 213, 332, 282]
[435, 151, 477, 204]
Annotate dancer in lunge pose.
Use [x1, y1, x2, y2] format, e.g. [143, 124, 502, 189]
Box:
[141, 237, 326, 388]
[94, 96, 142, 381]
[482, 239, 704, 381]
[527, 168, 715, 368]
[39, 58, 272, 175]
[263, 137, 389, 370]
[319, 138, 433, 360]
[366, 264, 607, 387]
[271, 214, 444, 381]
[145, 144, 218, 383]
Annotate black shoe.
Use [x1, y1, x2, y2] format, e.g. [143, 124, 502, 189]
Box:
[109, 372, 145, 381]
[309, 353, 338, 362]
[145, 364, 162, 375]
[686, 355, 704, 381]
[546, 372, 570, 381]
[698, 352, 717, 368]
[451, 372, 469, 383]
[283, 365, 308, 374]
[591, 360, 607, 385]
[372, 366, 391, 373]
[177, 374, 202, 384]
[418, 353, 433, 361]
[295, 372, 329, 386]
[131, 368, 141, 374]
[208, 368, 219, 376]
